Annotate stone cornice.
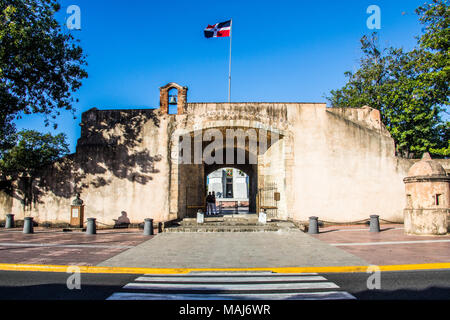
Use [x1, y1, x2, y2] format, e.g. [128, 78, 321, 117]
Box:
[404, 175, 450, 183]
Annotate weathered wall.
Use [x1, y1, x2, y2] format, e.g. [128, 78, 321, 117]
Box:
[289, 104, 413, 223]
[167, 102, 422, 223]
[0, 109, 172, 225]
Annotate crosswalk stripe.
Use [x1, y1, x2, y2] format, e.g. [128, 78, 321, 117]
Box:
[123, 281, 340, 291]
[143, 272, 319, 277]
[107, 291, 356, 300]
[135, 275, 327, 283]
[107, 272, 356, 300]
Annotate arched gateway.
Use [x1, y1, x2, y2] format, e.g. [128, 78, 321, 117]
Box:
[169, 124, 288, 220]
[1, 82, 446, 227]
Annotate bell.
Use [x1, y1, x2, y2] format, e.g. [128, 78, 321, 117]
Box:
[169, 95, 177, 105]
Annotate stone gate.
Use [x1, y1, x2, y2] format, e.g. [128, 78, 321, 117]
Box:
[0, 82, 449, 227]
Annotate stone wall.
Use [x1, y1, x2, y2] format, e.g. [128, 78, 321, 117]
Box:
[289, 104, 413, 223]
[0, 108, 172, 226]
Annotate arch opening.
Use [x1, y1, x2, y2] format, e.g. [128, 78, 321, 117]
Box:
[206, 168, 251, 214]
[159, 82, 188, 115]
[168, 88, 179, 115]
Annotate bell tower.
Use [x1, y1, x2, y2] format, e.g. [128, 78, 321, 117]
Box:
[159, 82, 188, 115]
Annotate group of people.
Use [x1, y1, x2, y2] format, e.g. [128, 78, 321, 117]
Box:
[206, 191, 218, 216]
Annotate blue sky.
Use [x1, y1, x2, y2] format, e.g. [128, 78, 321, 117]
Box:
[15, 0, 429, 152]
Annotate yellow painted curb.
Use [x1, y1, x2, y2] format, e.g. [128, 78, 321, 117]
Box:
[378, 263, 450, 272]
[0, 263, 449, 274]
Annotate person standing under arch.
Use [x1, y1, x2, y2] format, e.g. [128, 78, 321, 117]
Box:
[212, 191, 218, 215]
[206, 192, 214, 216]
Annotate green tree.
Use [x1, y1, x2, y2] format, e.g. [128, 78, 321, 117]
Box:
[416, 0, 449, 156]
[0, 0, 87, 151]
[0, 130, 69, 177]
[0, 129, 69, 207]
[327, 0, 449, 158]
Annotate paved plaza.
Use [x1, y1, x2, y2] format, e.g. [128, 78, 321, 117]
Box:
[98, 230, 369, 269]
[0, 224, 449, 269]
[0, 228, 151, 266]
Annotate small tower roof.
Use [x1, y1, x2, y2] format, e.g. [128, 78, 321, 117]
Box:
[407, 152, 446, 177]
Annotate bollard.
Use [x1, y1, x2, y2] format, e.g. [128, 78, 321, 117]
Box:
[86, 218, 97, 235]
[308, 216, 319, 234]
[5, 214, 15, 229]
[144, 218, 154, 236]
[197, 209, 204, 224]
[23, 217, 34, 234]
[370, 215, 380, 232]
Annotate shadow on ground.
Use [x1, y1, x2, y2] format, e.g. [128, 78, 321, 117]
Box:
[0, 283, 126, 300]
[354, 287, 450, 300]
[0, 285, 449, 300]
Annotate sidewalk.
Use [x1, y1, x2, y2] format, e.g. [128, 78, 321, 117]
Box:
[311, 224, 450, 266]
[98, 231, 369, 269]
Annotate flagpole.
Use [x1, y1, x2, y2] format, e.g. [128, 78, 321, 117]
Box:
[228, 19, 232, 103]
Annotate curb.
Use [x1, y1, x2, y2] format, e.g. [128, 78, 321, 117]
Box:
[0, 263, 450, 274]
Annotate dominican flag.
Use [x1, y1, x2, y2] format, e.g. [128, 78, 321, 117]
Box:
[204, 20, 231, 38]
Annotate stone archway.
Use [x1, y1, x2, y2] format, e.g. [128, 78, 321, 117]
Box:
[169, 122, 290, 220]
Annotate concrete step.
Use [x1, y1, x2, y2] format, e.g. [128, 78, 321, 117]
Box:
[164, 219, 299, 233]
[182, 215, 260, 223]
[164, 225, 280, 233]
[180, 220, 263, 226]
[164, 215, 299, 233]
[62, 227, 86, 232]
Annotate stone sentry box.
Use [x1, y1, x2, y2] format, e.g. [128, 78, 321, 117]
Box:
[403, 153, 449, 235]
[70, 193, 85, 228]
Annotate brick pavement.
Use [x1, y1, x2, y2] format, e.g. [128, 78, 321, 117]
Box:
[0, 228, 152, 266]
[311, 224, 450, 266]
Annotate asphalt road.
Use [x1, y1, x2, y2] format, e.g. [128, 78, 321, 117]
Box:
[324, 270, 450, 300]
[0, 270, 448, 300]
[0, 271, 135, 300]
